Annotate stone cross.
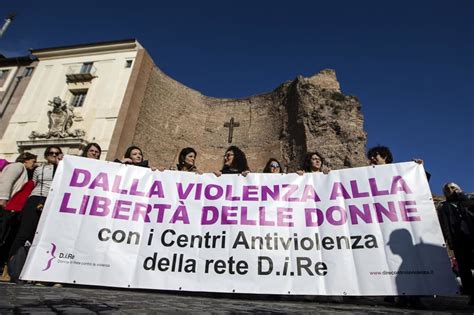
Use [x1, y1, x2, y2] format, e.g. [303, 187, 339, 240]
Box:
[223, 117, 240, 143]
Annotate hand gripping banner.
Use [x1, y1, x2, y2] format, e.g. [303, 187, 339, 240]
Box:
[21, 156, 458, 295]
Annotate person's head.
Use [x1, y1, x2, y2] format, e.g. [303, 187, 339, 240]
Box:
[16, 152, 37, 170]
[387, 229, 413, 256]
[443, 182, 462, 199]
[44, 146, 62, 165]
[223, 146, 249, 172]
[367, 146, 393, 165]
[124, 146, 143, 164]
[303, 152, 324, 172]
[82, 143, 102, 159]
[263, 158, 283, 173]
[178, 147, 197, 170]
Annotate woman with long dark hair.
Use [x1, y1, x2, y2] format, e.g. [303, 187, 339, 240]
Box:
[215, 146, 250, 176]
[263, 158, 283, 174]
[176, 147, 198, 172]
[115, 146, 149, 168]
[297, 151, 328, 175]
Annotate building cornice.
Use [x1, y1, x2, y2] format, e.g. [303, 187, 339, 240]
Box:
[31, 39, 141, 60]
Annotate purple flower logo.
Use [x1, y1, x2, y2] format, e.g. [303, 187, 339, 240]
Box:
[42, 243, 57, 271]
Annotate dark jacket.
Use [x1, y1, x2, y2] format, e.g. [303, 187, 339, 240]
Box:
[220, 166, 243, 174]
[437, 192, 474, 249]
[177, 164, 198, 172]
[114, 159, 149, 168]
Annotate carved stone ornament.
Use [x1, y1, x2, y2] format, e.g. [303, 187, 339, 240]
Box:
[29, 96, 86, 139]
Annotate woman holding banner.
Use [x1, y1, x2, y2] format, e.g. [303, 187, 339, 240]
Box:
[263, 158, 283, 174]
[175, 147, 199, 172]
[8, 146, 62, 265]
[366, 145, 430, 181]
[114, 146, 149, 168]
[215, 146, 250, 176]
[297, 152, 328, 175]
[81, 143, 102, 160]
[0, 152, 37, 281]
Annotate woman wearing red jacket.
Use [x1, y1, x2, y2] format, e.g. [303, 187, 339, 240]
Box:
[0, 152, 37, 279]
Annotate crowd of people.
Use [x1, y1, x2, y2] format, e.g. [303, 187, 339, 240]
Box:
[0, 143, 472, 305]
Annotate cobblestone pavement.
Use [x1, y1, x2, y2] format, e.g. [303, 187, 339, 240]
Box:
[0, 282, 473, 314]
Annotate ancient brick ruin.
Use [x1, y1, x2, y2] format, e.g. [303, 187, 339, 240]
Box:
[130, 66, 367, 172]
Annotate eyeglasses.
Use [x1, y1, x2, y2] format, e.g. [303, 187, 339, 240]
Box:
[224, 153, 234, 158]
[47, 151, 61, 156]
[270, 163, 280, 168]
[311, 157, 321, 161]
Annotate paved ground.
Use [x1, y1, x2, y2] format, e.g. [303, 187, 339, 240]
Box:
[0, 282, 473, 314]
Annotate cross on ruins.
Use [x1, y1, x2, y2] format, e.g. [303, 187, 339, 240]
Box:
[223, 117, 240, 143]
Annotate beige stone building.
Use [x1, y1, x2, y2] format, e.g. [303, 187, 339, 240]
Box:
[0, 39, 150, 161]
[0, 39, 367, 171]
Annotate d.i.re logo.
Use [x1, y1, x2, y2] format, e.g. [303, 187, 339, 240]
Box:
[59, 253, 75, 259]
[42, 243, 57, 271]
[42, 243, 75, 271]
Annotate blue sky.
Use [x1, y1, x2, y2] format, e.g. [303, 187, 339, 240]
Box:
[1, 0, 473, 194]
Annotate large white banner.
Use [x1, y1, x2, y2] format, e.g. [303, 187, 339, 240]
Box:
[21, 156, 457, 295]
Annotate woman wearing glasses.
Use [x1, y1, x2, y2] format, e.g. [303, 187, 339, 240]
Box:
[81, 143, 102, 160]
[8, 146, 62, 260]
[215, 146, 250, 176]
[263, 158, 283, 174]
